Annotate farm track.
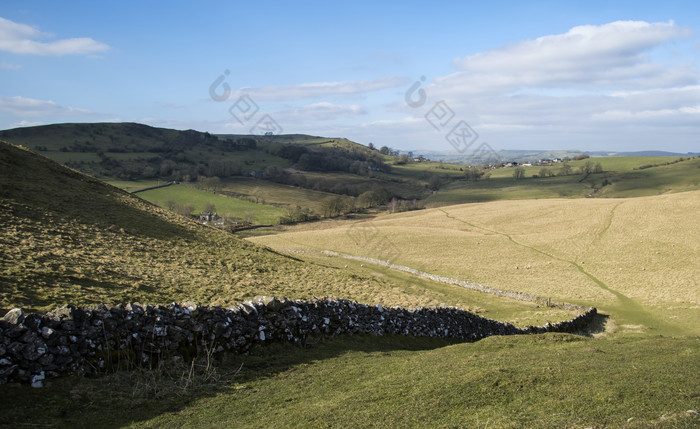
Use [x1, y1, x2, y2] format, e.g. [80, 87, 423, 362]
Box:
[437, 209, 684, 334]
[592, 201, 621, 247]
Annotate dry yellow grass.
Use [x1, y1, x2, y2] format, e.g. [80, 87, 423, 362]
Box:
[250, 190, 700, 334]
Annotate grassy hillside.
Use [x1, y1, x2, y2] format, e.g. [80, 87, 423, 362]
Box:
[427, 156, 700, 204]
[251, 192, 700, 336]
[1, 140, 698, 428]
[0, 140, 562, 323]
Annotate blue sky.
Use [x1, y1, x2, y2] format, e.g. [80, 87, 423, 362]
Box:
[1, 0, 699, 153]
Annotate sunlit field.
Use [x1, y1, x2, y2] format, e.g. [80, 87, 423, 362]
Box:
[251, 190, 700, 335]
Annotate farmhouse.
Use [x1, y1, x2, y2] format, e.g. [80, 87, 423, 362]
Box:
[199, 212, 225, 228]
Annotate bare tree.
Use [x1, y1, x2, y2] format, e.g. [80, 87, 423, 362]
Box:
[560, 162, 572, 176]
[243, 211, 256, 224]
[513, 167, 525, 180]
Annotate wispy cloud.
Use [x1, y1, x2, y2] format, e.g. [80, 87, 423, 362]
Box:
[446, 20, 693, 93]
[0, 61, 21, 69]
[279, 102, 366, 121]
[0, 16, 109, 56]
[389, 20, 700, 151]
[233, 76, 410, 101]
[0, 95, 92, 117]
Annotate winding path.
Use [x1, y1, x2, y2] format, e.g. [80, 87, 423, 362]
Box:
[438, 208, 680, 334]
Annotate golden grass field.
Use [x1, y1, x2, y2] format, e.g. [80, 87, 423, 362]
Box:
[250, 190, 700, 336]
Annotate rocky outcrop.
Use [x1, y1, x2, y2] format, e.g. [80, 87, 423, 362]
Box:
[0, 298, 597, 385]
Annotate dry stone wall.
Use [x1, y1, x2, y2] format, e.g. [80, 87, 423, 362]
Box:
[0, 297, 596, 386]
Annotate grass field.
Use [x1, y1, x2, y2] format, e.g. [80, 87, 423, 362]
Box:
[135, 184, 285, 224]
[1, 333, 698, 428]
[221, 176, 338, 214]
[251, 191, 700, 336]
[425, 156, 700, 204]
[2, 140, 699, 428]
[104, 179, 166, 192]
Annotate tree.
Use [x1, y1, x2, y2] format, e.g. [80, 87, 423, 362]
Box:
[165, 200, 176, 211]
[357, 188, 392, 208]
[321, 196, 353, 217]
[175, 203, 193, 217]
[204, 202, 216, 213]
[428, 174, 441, 191]
[464, 166, 485, 181]
[560, 162, 572, 176]
[577, 160, 595, 182]
[368, 142, 375, 150]
[539, 167, 549, 178]
[379, 146, 391, 155]
[395, 154, 410, 165]
[593, 162, 603, 173]
[513, 167, 525, 180]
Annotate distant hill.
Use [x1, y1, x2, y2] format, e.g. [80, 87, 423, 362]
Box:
[416, 148, 699, 164]
[595, 150, 700, 157]
[0, 123, 384, 180]
[0, 122, 434, 203]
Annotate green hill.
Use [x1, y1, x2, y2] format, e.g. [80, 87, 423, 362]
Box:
[0, 140, 558, 321]
[3, 123, 698, 225]
[0, 141, 449, 312]
[1, 140, 699, 428]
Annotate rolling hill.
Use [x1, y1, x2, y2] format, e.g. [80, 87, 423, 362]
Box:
[0, 140, 698, 427]
[0, 139, 564, 321]
[2, 123, 699, 226]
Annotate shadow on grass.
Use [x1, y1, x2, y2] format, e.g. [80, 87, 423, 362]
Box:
[576, 313, 610, 337]
[0, 333, 462, 428]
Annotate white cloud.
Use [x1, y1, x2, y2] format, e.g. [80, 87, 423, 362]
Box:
[0, 16, 109, 56]
[385, 20, 700, 151]
[0, 95, 92, 117]
[280, 102, 366, 121]
[449, 20, 692, 92]
[8, 120, 44, 128]
[233, 77, 410, 101]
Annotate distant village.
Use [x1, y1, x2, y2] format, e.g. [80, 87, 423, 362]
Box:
[501, 158, 563, 168]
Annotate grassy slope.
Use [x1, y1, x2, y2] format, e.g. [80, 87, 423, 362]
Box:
[427, 156, 700, 204]
[2, 141, 699, 428]
[251, 192, 700, 335]
[4, 123, 698, 212]
[0, 140, 561, 322]
[1, 334, 698, 428]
